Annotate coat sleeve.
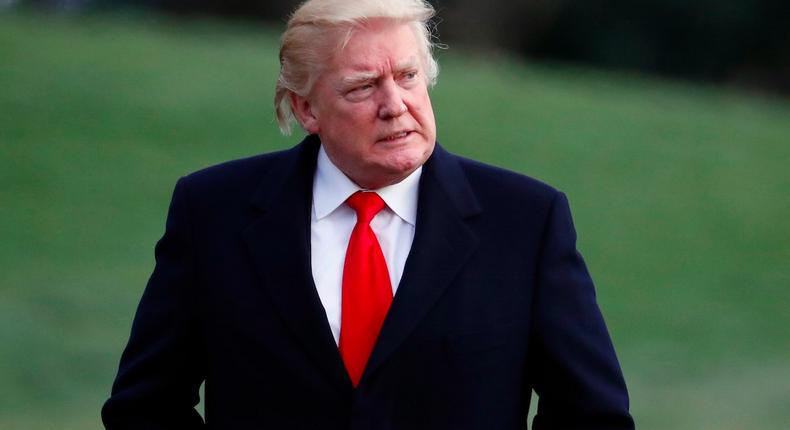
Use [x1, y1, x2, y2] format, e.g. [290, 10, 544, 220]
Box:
[102, 177, 206, 429]
[529, 192, 635, 429]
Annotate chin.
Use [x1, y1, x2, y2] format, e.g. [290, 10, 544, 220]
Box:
[387, 149, 427, 172]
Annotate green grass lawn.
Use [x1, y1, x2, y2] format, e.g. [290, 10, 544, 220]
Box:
[2, 10, 789, 429]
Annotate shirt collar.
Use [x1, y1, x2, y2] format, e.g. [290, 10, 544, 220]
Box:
[312, 145, 421, 225]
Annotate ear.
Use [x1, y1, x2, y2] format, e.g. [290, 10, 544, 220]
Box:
[289, 92, 320, 134]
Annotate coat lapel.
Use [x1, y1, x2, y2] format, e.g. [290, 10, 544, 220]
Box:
[363, 143, 482, 383]
[242, 135, 353, 392]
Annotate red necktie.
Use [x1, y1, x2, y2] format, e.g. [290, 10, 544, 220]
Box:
[339, 191, 393, 387]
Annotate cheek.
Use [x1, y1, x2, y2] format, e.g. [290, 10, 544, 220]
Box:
[413, 95, 435, 130]
[334, 103, 377, 130]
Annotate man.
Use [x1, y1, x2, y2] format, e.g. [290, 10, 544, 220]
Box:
[103, 0, 635, 429]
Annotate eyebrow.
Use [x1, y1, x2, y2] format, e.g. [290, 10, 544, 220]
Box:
[338, 72, 378, 89]
[394, 57, 420, 72]
[336, 57, 421, 90]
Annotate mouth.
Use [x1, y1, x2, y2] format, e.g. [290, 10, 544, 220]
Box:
[378, 130, 413, 143]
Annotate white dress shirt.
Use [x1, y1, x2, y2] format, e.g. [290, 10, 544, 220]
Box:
[311, 145, 421, 345]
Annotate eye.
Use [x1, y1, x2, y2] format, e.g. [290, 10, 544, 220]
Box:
[344, 83, 375, 101]
[399, 70, 420, 87]
[347, 82, 374, 94]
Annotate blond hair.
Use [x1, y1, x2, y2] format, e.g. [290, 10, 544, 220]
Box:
[275, 0, 439, 135]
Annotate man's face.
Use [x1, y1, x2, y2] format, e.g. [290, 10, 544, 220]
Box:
[293, 20, 436, 189]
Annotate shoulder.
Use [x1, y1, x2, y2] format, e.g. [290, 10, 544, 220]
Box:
[446, 150, 562, 215]
[169, 135, 320, 216]
[171, 135, 320, 211]
[437, 148, 580, 258]
[178, 147, 293, 196]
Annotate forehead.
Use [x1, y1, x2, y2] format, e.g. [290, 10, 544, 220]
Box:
[330, 21, 421, 72]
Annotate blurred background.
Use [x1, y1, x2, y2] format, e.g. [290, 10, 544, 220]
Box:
[1, 0, 788, 429]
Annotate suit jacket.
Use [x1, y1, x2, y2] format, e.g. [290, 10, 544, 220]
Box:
[102, 135, 634, 429]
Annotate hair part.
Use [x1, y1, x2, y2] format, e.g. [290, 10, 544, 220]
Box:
[275, 0, 440, 135]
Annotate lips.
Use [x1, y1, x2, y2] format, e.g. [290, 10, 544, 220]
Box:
[379, 130, 412, 142]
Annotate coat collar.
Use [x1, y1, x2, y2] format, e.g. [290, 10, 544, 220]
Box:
[243, 135, 481, 391]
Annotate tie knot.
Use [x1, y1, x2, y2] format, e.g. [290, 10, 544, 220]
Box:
[346, 191, 386, 225]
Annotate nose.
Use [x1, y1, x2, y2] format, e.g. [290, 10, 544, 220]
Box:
[377, 79, 407, 119]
